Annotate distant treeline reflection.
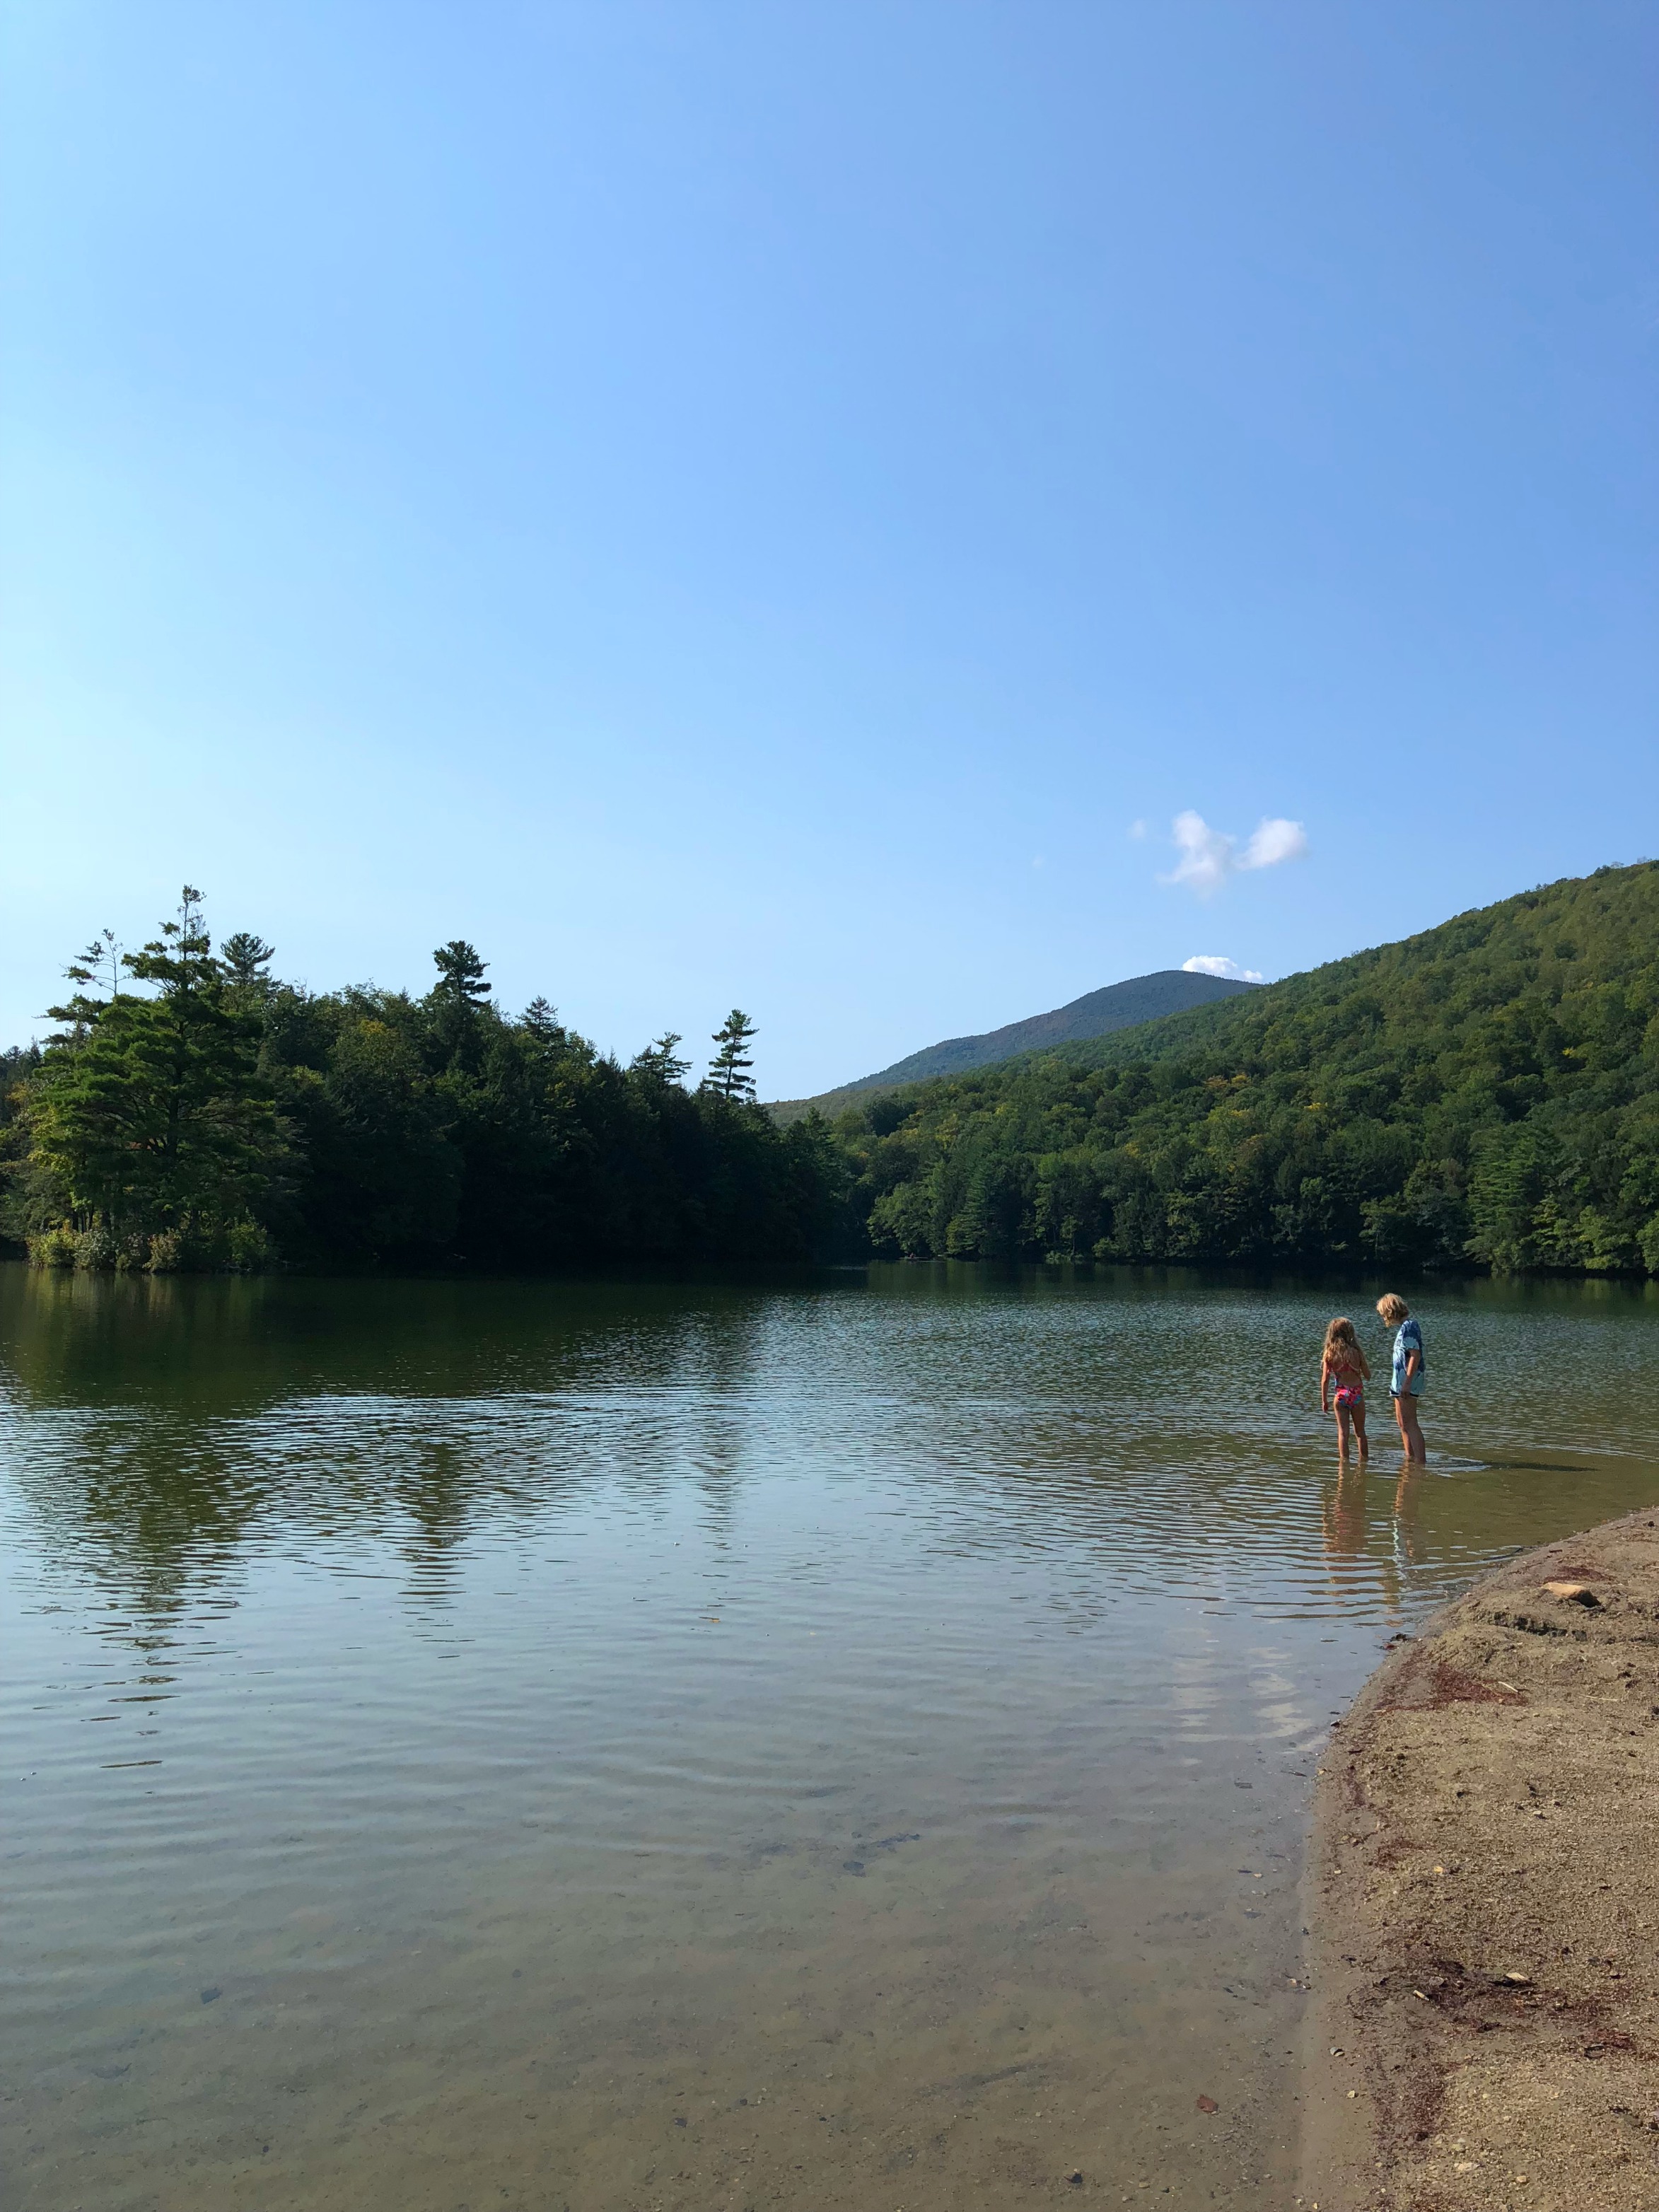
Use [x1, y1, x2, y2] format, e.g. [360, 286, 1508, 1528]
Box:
[0, 1265, 770, 1616]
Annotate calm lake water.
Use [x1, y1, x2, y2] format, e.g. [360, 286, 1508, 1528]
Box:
[6, 1260, 1659, 2211]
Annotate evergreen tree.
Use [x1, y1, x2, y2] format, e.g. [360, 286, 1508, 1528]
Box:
[221, 932, 277, 997]
[28, 888, 280, 1250]
[427, 940, 493, 1071]
[69, 927, 122, 1001]
[433, 940, 491, 1003]
[48, 929, 122, 1035]
[631, 1032, 691, 1085]
[521, 996, 567, 1047]
[704, 1011, 758, 1101]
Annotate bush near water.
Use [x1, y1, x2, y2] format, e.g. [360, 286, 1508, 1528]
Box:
[2, 862, 1658, 1276]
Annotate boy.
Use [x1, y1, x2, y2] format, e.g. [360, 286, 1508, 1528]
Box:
[1375, 1293, 1426, 1462]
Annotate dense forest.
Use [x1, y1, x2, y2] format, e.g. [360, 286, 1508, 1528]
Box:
[6, 864, 1658, 1277]
[831, 863, 1659, 1275]
[0, 891, 849, 1270]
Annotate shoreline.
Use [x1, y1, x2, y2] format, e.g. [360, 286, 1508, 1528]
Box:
[1299, 1507, 1659, 2211]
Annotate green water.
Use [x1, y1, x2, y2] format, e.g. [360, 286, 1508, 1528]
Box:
[5, 1262, 1658, 2210]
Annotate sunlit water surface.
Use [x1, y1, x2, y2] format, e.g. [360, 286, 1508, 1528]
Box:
[5, 1262, 1658, 2211]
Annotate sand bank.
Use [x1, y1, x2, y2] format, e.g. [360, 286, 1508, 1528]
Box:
[1300, 1507, 1659, 2211]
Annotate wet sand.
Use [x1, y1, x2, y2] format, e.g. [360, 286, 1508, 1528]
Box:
[1300, 1508, 1659, 2211]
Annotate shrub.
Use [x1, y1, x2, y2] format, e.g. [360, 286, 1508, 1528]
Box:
[27, 1224, 76, 1267]
[73, 1223, 120, 1271]
[225, 1218, 273, 1271]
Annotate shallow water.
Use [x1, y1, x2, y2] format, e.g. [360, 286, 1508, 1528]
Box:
[5, 1261, 1658, 2210]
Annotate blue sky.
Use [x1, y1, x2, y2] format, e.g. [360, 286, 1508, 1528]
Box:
[3, 1, 1654, 1098]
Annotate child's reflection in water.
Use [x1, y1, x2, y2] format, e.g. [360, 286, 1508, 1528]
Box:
[1320, 1458, 1429, 1626]
[1322, 1462, 1368, 1563]
[1392, 1462, 1425, 1566]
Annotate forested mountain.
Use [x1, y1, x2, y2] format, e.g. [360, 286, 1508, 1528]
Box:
[8, 865, 1658, 1278]
[1, 893, 844, 1271]
[830, 863, 1659, 1274]
[773, 967, 1256, 1120]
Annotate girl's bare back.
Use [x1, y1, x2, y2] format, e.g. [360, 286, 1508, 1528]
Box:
[1320, 1317, 1372, 1456]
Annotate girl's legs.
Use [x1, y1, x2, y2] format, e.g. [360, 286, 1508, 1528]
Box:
[1352, 1402, 1369, 1458]
[1334, 1404, 1351, 1457]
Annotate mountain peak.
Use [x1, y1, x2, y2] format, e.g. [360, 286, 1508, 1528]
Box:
[774, 968, 1258, 1119]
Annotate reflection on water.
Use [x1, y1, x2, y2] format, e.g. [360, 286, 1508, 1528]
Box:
[4, 1262, 1658, 2210]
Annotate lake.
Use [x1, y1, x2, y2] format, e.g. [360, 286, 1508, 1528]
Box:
[5, 1260, 1658, 2210]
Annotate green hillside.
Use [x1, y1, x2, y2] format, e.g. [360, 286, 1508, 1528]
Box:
[772, 968, 1255, 1120]
[830, 863, 1659, 1274]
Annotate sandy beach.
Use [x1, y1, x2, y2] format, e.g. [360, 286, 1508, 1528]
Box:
[1301, 1507, 1659, 2211]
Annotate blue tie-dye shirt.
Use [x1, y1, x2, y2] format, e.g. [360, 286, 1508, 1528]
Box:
[1391, 1316, 1424, 1395]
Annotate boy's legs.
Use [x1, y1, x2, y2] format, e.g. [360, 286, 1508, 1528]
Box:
[1393, 1390, 1425, 1463]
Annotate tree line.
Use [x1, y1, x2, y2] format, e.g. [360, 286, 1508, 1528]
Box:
[1, 891, 848, 1271]
[6, 863, 1657, 1279]
[828, 862, 1659, 1276]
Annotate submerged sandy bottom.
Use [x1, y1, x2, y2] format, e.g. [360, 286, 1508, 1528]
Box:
[6, 1264, 1659, 2208]
[19, 1835, 1308, 2208]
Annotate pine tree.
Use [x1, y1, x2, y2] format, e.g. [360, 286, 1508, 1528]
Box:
[28, 887, 279, 1247]
[704, 1011, 758, 1101]
[433, 941, 491, 1004]
[521, 996, 566, 1046]
[428, 940, 493, 1069]
[48, 929, 122, 1035]
[221, 932, 277, 996]
[631, 1032, 691, 1085]
[69, 928, 122, 1002]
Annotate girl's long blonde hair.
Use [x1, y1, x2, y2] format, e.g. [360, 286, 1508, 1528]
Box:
[1324, 1315, 1359, 1363]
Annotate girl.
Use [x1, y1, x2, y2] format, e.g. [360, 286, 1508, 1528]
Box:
[1320, 1316, 1371, 1459]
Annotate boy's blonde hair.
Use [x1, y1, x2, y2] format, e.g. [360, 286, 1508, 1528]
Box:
[1376, 1293, 1410, 1325]
[1324, 1316, 1359, 1359]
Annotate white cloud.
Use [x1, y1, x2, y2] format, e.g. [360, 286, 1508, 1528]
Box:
[1159, 809, 1308, 895]
[1240, 816, 1309, 870]
[1160, 810, 1235, 893]
[1183, 955, 1264, 982]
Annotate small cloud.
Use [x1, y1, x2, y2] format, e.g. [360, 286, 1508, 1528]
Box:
[1239, 817, 1308, 871]
[1183, 955, 1264, 982]
[1128, 818, 1148, 840]
[1161, 810, 1235, 895]
[1159, 809, 1308, 895]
